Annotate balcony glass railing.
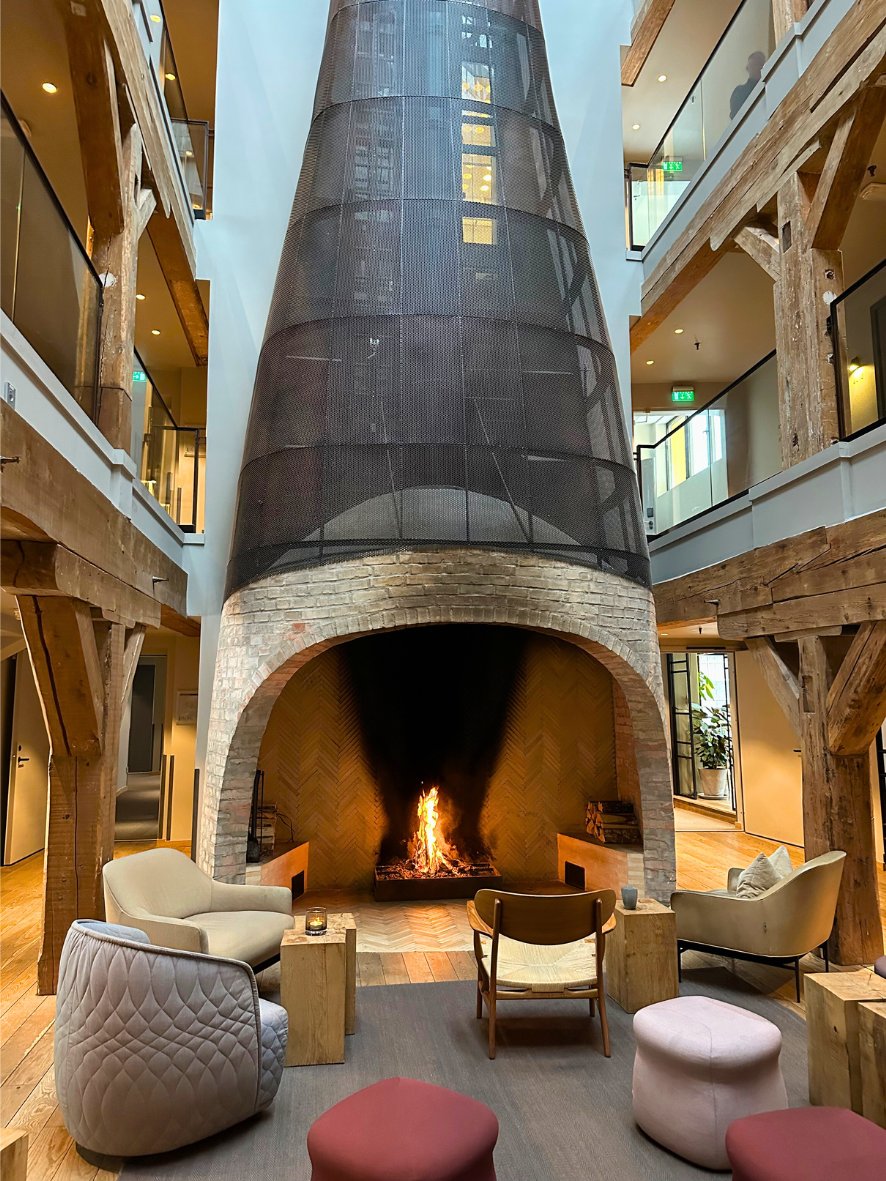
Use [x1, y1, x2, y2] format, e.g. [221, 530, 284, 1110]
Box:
[133, 0, 212, 217]
[132, 357, 206, 532]
[832, 260, 886, 439]
[627, 0, 775, 250]
[636, 351, 779, 537]
[1, 97, 102, 418]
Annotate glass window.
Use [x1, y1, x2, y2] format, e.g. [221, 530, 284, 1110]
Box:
[462, 153, 496, 203]
[462, 119, 494, 147]
[462, 62, 492, 104]
[689, 411, 710, 476]
[463, 217, 497, 245]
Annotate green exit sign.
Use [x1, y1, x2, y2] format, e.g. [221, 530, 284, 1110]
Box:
[671, 388, 695, 403]
[133, 369, 148, 382]
[662, 159, 684, 173]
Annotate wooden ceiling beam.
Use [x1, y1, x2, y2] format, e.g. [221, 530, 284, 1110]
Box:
[827, 621, 886, 755]
[0, 403, 188, 616]
[654, 510, 886, 638]
[1, 541, 162, 628]
[734, 223, 781, 281]
[621, 0, 676, 88]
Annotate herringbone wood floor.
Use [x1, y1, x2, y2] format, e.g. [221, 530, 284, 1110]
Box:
[3, 832, 885, 1180]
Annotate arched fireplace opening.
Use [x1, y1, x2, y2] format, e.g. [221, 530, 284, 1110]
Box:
[256, 622, 642, 899]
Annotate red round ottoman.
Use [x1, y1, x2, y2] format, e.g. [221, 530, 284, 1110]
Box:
[307, 1077, 499, 1181]
[726, 1107, 886, 1180]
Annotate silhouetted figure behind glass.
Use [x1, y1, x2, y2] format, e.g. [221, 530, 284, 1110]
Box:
[730, 51, 766, 119]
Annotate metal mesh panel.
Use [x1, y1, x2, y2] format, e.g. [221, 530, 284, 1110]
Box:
[226, 0, 650, 596]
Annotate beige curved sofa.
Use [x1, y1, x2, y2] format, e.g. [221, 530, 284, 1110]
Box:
[103, 847, 294, 969]
[670, 850, 846, 999]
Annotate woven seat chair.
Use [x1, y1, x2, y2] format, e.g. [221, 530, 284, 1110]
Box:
[467, 888, 616, 1059]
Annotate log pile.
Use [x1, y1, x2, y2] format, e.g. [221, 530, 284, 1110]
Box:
[585, 800, 641, 846]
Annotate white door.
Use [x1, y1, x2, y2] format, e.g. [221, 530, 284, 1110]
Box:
[4, 654, 50, 864]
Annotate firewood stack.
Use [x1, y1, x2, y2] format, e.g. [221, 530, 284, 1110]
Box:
[585, 800, 641, 845]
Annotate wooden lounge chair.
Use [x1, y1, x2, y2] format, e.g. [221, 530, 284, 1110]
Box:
[467, 888, 617, 1059]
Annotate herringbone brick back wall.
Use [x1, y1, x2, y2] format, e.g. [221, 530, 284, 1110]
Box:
[259, 631, 616, 887]
[482, 633, 616, 880]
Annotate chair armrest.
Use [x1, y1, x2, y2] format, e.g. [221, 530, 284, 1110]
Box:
[670, 888, 763, 950]
[115, 910, 207, 953]
[209, 880, 294, 916]
[466, 900, 494, 937]
[727, 867, 742, 892]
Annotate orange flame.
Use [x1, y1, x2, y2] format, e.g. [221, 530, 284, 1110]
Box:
[409, 786, 463, 876]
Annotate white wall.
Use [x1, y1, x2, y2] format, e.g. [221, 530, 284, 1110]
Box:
[193, 0, 640, 768]
[192, 0, 328, 766]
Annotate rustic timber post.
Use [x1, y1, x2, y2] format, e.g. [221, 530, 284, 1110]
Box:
[798, 633, 884, 966]
[771, 0, 809, 42]
[732, 87, 885, 466]
[61, 4, 156, 451]
[3, 541, 159, 993]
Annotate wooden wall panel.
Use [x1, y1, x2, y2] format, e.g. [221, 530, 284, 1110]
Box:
[260, 633, 617, 888]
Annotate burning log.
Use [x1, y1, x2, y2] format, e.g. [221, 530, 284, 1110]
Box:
[586, 800, 641, 846]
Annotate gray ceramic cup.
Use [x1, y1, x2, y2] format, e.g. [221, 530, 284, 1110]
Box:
[621, 885, 639, 910]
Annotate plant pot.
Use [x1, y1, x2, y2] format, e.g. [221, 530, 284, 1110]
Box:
[698, 767, 728, 799]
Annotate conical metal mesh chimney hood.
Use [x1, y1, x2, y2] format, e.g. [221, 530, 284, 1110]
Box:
[226, 0, 650, 596]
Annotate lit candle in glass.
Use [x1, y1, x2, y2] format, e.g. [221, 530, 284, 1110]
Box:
[305, 906, 327, 936]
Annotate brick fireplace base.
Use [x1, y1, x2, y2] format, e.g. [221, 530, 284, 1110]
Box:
[200, 549, 676, 901]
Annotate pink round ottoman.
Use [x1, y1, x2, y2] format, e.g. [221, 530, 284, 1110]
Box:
[632, 996, 787, 1171]
[726, 1107, 886, 1180]
[307, 1077, 499, 1181]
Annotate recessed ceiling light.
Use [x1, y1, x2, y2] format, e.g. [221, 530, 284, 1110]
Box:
[661, 632, 669, 636]
[41, 82, 58, 94]
[657, 74, 668, 83]
[631, 123, 641, 131]
[645, 359, 655, 366]
[150, 13, 162, 21]
[165, 72, 176, 81]
[136, 293, 146, 301]
[674, 328, 684, 335]
[151, 328, 161, 336]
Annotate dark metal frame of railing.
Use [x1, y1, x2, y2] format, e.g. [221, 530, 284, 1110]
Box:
[830, 257, 886, 442]
[134, 351, 204, 533]
[624, 161, 650, 253]
[625, 0, 765, 251]
[1, 93, 104, 419]
[635, 348, 778, 540]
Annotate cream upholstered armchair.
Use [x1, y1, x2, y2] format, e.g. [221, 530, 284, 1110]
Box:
[56, 920, 287, 1161]
[671, 850, 846, 1000]
[103, 847, 294, 970]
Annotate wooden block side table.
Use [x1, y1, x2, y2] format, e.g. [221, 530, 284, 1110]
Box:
[281, 923, 347, 1067]
[805, 970, 886, 1112]
[858, 1001, 886, 1128]
[606, 898, 679, 1014]
[328, 912, 357, 1035]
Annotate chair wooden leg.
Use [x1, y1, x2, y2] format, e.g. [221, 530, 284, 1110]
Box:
[476, 978, 483, 1018]
[487, 996, 497, 1060]
[597, 987, 611, 1058]
[589, 996, 595, 1018]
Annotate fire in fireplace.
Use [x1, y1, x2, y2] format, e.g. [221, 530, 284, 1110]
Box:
[374, 784, 501, 901]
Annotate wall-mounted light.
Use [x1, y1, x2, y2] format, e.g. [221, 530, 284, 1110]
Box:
[165, 72, 176, 81]
[847, 356, 861, 373]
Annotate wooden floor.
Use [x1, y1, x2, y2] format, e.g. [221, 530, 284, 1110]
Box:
[2, 829, 885, 1179]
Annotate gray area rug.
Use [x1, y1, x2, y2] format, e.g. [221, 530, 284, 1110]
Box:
[122, 969, 808, 1180]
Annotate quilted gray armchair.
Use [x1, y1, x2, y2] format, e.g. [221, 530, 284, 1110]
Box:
[56, 920, 288, 1160]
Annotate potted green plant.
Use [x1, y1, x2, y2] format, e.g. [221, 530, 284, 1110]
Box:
[691, 702, 731, 798]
